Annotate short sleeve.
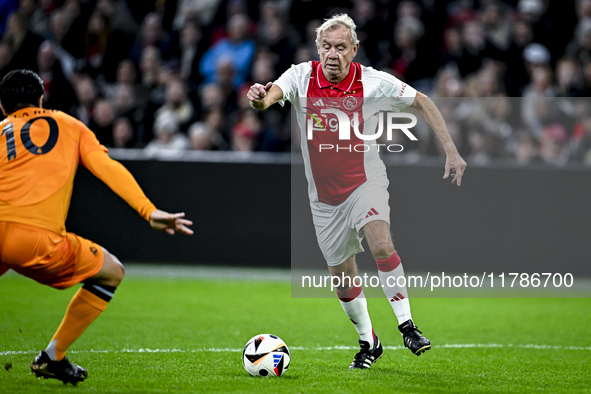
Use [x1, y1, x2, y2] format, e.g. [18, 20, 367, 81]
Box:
[273, 62, 312, 106]
[365, 67, 417, 112]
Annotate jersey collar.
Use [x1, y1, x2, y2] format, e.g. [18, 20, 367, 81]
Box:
[316, 62, 358, 93]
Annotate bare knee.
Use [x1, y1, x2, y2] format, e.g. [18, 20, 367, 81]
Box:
[108, 253, 125, 285]
[87, 249, 125, 287]
[329, 257, 358, 293]
[372, 240, 395, 260]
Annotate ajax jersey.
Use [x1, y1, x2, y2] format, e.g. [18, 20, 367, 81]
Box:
[274, 61, 417, 205]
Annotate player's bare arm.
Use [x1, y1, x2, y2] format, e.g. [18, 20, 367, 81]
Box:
[411, 92, 467, 186]
[247, 82, 284, 111]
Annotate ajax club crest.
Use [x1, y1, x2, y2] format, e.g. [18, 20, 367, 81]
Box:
[342, 96, 358, 111]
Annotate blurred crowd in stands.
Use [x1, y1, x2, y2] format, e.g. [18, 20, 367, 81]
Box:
[1, 0, 591, 166]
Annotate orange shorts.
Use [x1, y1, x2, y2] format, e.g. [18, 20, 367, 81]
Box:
[0, 221, 104, 289]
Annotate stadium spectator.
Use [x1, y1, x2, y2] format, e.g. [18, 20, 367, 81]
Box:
[570, 110, 591, 164]
[1, 11, 44, 75]
[539, 123, 570, 165]
[46, 9, 76, 79]
[514, 131, 541, 165]
[0, 0, 18, 36]
[480, 0, 512, 52]
[73, 74, 98, 126]
[232, 109, 261, 152]
[188, 121, 218, 150]
[203, 107, 229, 150]
[177, 20, 207, 84]
[555, 57, 584, 97]
[504, 19, 534, 96]
[155, 78, 197, 133]
[113, 116, 136, 148]
[0, 43, 12, 77]
[522, 66, 556, 135]
[199, 13, 256, 88]
[129, 12, 170, 66]
[173, 0, 221, 29]
[517, 0, 553, 51]
[89, 99, 116, 147]
[144, 111, 189, 154]
[36, 41, 77, 115]
[139, 45, 162, 89]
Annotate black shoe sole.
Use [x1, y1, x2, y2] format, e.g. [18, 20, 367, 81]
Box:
[413, 344, 431, 356]
[31, 365, 87, 385]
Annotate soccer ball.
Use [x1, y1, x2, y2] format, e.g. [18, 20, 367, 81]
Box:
[242, 334, 290, 377]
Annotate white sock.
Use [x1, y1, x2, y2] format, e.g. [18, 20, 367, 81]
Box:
[45, 338, 57, 361]
[338, 287, 374, 347]
[376, 252, 413, 325]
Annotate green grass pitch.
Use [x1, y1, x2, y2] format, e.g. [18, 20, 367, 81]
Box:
[1, 267, 590, 393]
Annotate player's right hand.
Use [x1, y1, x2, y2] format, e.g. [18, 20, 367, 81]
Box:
[247, 82, 273, 103]
[149, 209, 194, 235]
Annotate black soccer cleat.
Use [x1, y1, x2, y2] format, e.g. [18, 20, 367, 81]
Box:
[399, 319, 431, 356]
[30, 351, 88, 385]
[349, 334, 383, 369]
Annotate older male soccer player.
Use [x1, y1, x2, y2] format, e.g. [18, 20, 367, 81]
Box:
[247, 14, 466, 369]
[0, 70, 193, 384]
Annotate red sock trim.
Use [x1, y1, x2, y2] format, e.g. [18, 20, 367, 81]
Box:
[337, 286, 362, 302]
[376, 251, 401, 272]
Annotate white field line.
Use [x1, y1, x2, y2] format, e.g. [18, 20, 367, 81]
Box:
[2, 343, 591, 356]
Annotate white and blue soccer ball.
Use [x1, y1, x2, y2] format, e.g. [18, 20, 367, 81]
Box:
[242, 334, 290, 377]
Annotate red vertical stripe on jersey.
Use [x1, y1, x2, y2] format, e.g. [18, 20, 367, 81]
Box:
[306, 61, 365, 205]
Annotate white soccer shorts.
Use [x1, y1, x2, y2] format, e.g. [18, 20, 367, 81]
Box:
[310, 179, 391, 267]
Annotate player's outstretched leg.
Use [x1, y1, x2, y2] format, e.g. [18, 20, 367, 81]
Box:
[375, 251, 431, 356]
[364, 221, 431, 356]
[30, 249, 124, 385]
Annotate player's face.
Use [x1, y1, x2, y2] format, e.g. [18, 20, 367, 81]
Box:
[317, 25, 359, 84]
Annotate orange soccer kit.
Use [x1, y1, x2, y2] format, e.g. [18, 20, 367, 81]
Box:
[0, 107, 156, 289]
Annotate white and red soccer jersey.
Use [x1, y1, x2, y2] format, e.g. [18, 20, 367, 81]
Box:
[274, 61, 417, 205]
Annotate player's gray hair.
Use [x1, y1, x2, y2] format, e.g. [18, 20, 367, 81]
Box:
[315, 14, 359, 47]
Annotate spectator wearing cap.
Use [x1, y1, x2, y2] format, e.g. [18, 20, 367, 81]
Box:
[199, 13, 256, 88]
[523, 43, 551, 74]
[144, 111, 189, 154]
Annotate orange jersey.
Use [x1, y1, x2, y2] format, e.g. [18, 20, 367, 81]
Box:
[0, 107, 156, 235]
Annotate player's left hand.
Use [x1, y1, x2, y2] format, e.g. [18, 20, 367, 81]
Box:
[149, 210, 194, 235]
[443, 154, 467, 186]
